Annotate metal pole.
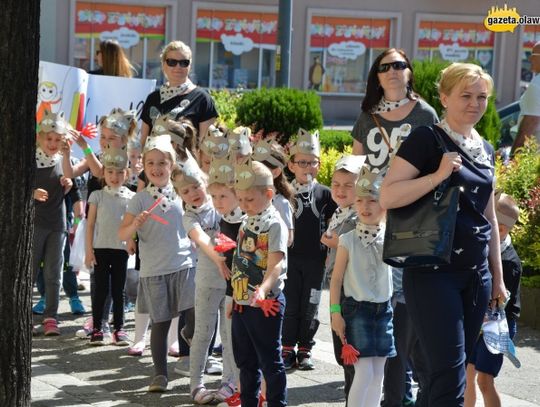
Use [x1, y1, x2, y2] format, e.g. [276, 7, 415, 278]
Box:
[276, 0, 292, 87]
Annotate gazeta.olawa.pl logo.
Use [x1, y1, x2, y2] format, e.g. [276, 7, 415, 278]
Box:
[484, 4, 540, 32]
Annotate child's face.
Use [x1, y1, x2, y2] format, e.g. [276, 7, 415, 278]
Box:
[99, 127, 124, 150]
[178, 182, 207, 207]
[38, 132, 63, 156]
[287, 153, 320, 184]
[331, 170, 357, 208]
[144, 149, 173, 187]
[199, 151, 212, 174]
[208, 184, 239, 215]
[236, 187, 273, 216]
[103, 167, 128, 189]
[128, 148, 143, 172]
[355, 196, 386, 225]
[498, 224, 510, 240]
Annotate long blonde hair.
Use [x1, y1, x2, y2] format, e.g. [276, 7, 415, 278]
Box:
[99, 40, 134, 78]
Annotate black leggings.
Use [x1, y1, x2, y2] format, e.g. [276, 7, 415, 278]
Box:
[92, 248, 128, 331]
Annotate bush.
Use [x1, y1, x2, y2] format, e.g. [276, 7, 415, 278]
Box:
[317, 145, 353, 187]
[412, 58, 501, 147]
[236, 88, 323, 144]
[210, 88, 243, 129]
[495, 138, 540, 274]
[319, 129, 353, 151]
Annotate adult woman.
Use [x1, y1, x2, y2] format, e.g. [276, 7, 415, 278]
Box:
[140, 41, 218, 147]
[380, 63, 507, 406]
[352, 48, 438, 172]
[89, 39, 135, 77]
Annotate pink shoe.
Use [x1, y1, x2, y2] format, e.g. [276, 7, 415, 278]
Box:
[43, 318, 60, 336]
[217, 391, 241, 407]
[127, 341, 145, 356]
[168, 341, 180, 357]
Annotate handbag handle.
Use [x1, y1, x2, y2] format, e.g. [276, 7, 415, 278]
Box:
[371, 114, 392, 151]
[430, 126, 454, 205]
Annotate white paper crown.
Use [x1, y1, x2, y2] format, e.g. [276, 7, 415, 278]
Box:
[173, 150, 205, 190]
[144, 134, 176, 162]
[208, 155, 235, 186]
[99, 108, 137, 137]
[101, 145, 128, 169]
[201, 125, 230, 158]
[289, 128, 320, 157]
[39, 110, 70, 135]
[356, 164, 385, 198]
[334, 155, 366, 174]
[229, 126, 253, 157]
[234, 159, 273, 191]
[252, 138, 284, 169]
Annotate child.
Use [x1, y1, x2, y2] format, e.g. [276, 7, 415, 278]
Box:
[321, 155, 364, 401]
[464, 192, 522, 407]
[252, 139, 295, 246]
[231, 160, 288, 407]
[283, 128, 337, 370]
[172, 153, 235, 404]
[33, 110, 75, 335]
[85, 146, 135, 345]
[118, 135, 196, 392]
[330, 165, 396, 406]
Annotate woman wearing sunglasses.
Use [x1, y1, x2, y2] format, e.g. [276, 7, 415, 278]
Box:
[140, 41, 218, 148]
[351, 48, 438, 407]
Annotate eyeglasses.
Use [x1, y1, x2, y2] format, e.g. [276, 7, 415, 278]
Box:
[377, 61, 408, 73]
[165, 58, 190, 68]
[293, 159, 320, 168]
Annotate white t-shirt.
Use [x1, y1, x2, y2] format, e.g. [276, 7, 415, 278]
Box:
[519, 74, 540, 143]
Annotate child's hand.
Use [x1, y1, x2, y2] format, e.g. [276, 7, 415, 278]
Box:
[126, 238, 136, 255]
[250, 286, 267, 307]
[331, 313, 346, 345]
[34, 188, 48, 202]
[212, 253, 231, 280]
[133, 211, 150, 229]
[85, 250, 97, 268]
[69, 130, 88, 149]
[61, 138, 72, 155]
[321, 231, 339, 248]
[60, 176, 73, 194]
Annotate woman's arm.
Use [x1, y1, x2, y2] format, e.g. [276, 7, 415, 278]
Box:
[329, 245, 349, 343]
[485, 190, 508, 302]
[85, 203, 97, 268]
[140, 122, 150, 148]
[188, 226, 231, 280]
[352, 139, 364, 155]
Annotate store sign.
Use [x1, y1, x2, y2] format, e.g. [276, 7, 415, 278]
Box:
[100, 27, 140, 48]
[328, 41, 366, 60]
[418, 21, 494, 49]
[221, 33, 254, 55]
[523, 25, 540, 50]
[310, 16, 391, 49]
[438, 42, 469, 61]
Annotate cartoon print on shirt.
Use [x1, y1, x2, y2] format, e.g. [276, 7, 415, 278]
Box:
[471, 186, 479, 194]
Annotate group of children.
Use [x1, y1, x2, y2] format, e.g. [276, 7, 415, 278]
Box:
[33, 107, 522, 407]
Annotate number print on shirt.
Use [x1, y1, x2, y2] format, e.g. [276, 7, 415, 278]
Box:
[365, 123, 411, 169]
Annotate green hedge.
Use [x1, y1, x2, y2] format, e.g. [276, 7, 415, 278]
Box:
[319, 129, 353, 151]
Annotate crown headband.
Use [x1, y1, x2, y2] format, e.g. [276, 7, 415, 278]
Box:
[229, 126, 253, 157]
[101, 145, 129, 169]
[201, 125, 230, 158]
[144, 134, 176, 162]
[173, 150, 205, 190]
[99, 108, 137, 137]
[289, 128, 320, 157]
[252, 139, 284, 169]
[208, 155, 235, 186]
[234, 159, 273, 191]
[355, 165, 385, 198]
[39, 110, 70, 135]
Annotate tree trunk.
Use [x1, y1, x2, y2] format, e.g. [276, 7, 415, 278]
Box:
[0, 1, 40, 405]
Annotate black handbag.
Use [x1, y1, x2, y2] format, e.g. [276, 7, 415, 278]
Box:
[383, 127, 461, 268]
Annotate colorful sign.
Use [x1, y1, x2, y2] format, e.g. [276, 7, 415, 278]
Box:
[310, 16, 391, 49]
[523, 25, 540, 50]
[418, 21, 494, 50]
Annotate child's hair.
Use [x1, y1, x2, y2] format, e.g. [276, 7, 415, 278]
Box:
[173, 117, 197, 160]
[98, 39, 134, 78]
[496, 192, 520, 228]
[260, 144, 295, 209]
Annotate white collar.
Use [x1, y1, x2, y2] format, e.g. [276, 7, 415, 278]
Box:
[372, 96, 410, 114]
[159, 80, 196, 104]
[36, 146, 61, 168]
[103, 185, 134, 200]
[222, 207, 246, 224]
[146, 182, 177, 212]
[500, 234, 511, 253]
[327, 206, 356, 234]
[185, 198, 212, 214]
[244, 205, 277, 234]
[355, 222, 384, 247]
[438, 120, 492, 167]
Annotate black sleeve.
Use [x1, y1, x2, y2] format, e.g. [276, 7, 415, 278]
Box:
[395, 125, 441, 175]
[141, 91, 159, 126]
[67, 179, 82, 203]
[324, 188, 338, 221]
[197, 89, 219, 123]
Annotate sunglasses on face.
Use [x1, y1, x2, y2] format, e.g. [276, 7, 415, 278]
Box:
[165, 58, 190, 68]
[377, 61, 408, 73]
[293, 159, 320, 168]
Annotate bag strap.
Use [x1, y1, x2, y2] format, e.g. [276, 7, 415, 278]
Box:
[430, 126, 454, 204]
[371, 114, 392, 151]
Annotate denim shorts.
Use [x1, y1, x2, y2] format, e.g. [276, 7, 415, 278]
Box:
[342, 296, 396, 358]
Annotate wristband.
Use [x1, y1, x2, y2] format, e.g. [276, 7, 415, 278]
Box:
[330, 304, 342, 314]
[74, 217, 81, 225]
[83, 147, 93, 156]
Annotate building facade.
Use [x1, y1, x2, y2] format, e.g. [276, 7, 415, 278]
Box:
[41, 0, 540, 123]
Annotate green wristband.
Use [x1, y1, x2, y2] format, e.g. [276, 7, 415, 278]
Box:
[83, 147, 93, 156]
[330, 304, 342, 314]
[74, 217, 81, 225]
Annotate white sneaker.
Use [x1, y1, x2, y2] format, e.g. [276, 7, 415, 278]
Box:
[75, 317, 93, 339]
[174, 356, 190, 376]
[205, 355, 223, 375]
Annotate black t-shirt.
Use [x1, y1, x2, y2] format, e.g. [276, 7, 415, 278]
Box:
[220, 218, 242, 297]
[290, 183, 337, 261]
[396, 125, 495, 270]
[140, 87, 218, 133]
[502, 242, 522, 319]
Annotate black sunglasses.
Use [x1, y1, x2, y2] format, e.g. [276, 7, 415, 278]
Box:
[377, 61, 408, 73]
[165, 58, 190, 68]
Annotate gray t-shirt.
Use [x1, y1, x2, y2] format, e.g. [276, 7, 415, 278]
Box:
[182, 204, 225, 290]
[351, 99, 438, 172]
[326, 209, 357, 276]
[273, 193, 294, 230]
[34, 161, 66, 232]
[128, 190, 195, 278]
[88, 188, 134, 250]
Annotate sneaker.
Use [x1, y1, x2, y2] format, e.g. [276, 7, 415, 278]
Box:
[75, 317, 93, 339]
[215, 383, 235, 402]
[217, 392, 241, 407]
[192, 385, 215, 404]
[174, 356, 190, 376]
[43, 318, 60, 336]
[32, 297, 45, 315]
[258, 393, 267, 407]
[102, 322, 112, 341]
[112, 330, 130, 346]
[148, 375, 168, 392]
[89, 329, 104, 346]
[213, 343, 223, 357]
[282, 348, 296, 370]
[297, 350, 314, 370]
[205, 355, 223, 375]
[180, 326, 192, 347]
[124, 302, 135, 312]
[168, 341, 180, 357]
[69, 297, 86, 315]
[128, 341, 146, 356]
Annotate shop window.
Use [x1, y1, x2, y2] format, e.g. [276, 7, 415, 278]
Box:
[74, 2, 167, 81]
[521, 26, 540, 86]
[194, 8, 277, 89]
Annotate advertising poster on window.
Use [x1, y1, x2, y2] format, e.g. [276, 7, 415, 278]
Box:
[194, 9, 278, 88]
[521, 25, 540, 83]
[416, 20, 495, 73]
[308, 15, 391, 94]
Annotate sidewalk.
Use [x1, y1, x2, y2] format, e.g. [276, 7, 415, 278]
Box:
[31, 278, 540, 406]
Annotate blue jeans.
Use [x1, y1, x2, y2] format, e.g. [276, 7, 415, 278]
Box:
[403, 265, 491, 407]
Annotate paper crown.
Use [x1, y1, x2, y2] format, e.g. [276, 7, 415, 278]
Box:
[151, 115, 190, 148]
[334, 155, 366, 174]
[200, 125, 230, 158]
[252, 138, 285, 169]
[208, 155, 235, 186]
[289, 128, 320, 157]
[172, 150, 205, 190]
[39, 110, 70, 135]
[99, 108, 137, 137]
[229, 126, 253, 157]
[143, 134, 176, 162]
[101, 145, 129, 169]
[234, 159, 273, 191]
[356, 165, 385, 198]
